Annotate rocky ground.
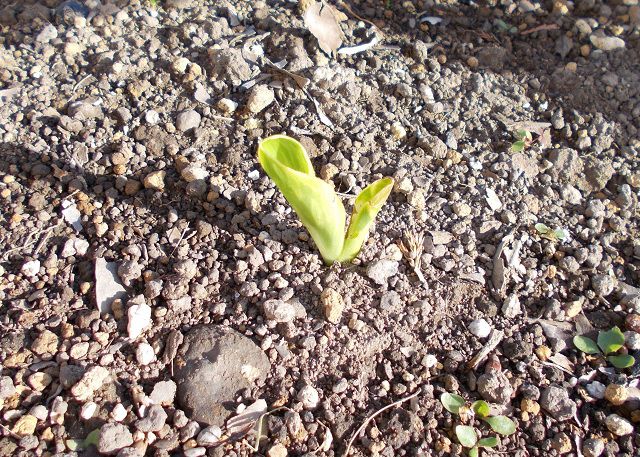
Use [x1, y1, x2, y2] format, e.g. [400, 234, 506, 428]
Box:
[0, 0, 639, 456]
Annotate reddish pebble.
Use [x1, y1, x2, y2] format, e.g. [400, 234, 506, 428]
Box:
[626, 314, 640, 333]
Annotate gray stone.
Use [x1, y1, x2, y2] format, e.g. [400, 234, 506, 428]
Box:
[297, 385, 320, 410]
[591, 274, 616, 296]
[477, 46, 508, 70]
[19, 435, 39, 450]
[36, 24, 58, 42]
[176, 110, 201, 132]
[540, 385, 577, 421]
[196, 426, 222, 446]
[98, 423, 134, 455]
[118, 260, 142, 287]
[135, 404, 167, 432]
[208, 48, 252, 85]
[605, 414, 633, 436]
[549, 148, 583, 183]
[418, 133, 447, 159]
[582, 438, 605, 457]
[150, 380, 177, 406]
[477, 372, 513, 404]
[246, 85, 275, 113]
[262, 299, 296, 323]
[366, 260, 399, 286]
[175, 326, 270, 426]
[0, 376, 16, 399]
[581, 160, 614, 192]
[116, 447, 143, 457]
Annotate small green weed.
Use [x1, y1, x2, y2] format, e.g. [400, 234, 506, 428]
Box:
[441, 393, 515, 456]
[573, 326, 635, 369]
[510, 129, 533, 153]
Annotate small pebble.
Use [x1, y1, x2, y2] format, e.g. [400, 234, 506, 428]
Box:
[605, 414, 634, 436]
[136, 343, 156, 366]
[468, 319, 491, 338]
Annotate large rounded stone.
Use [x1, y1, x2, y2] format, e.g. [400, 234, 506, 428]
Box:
[175, 326, 270, 426]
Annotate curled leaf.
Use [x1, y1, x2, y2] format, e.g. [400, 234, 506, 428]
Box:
[257, 135, 393, 264]
[482, 416, 516, 436]
[597, 327, 625, 355]
[340, 177, 394, 262]
[573, 335, 600, 355]
[226, 399, 268, 437]
[303, 0, 344, 54]
[440, 392, 465, 415]
[258, 135, 346, 264]
[455, 425, 478, 448]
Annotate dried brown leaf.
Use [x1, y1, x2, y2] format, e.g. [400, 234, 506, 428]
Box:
[225, 399, 268, 437]
[303, 1, 344, 54]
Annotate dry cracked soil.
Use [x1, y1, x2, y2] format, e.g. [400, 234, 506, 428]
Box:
[0, 0, 640, 457]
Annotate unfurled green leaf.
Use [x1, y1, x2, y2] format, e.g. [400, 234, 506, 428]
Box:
[597, 327, 625, 355]
[469, 446, 479, 457]
[483, 416, 516, 436]
[440, 392, 465, 415]
[516, 129, 532, 141]
[478, 436, 499, 448]
[84, 429, 100, 446]
[534, 223, 550, 234]
[573, 335, 600, 355]
[471, 400, 490, 418]
[258, 135, 393, 265]
[65, 428, 100, 452]
[258, 135, 346, 264]
[339, 177, 394, 263]
[608, 354, 635, 369]
[455, 425, 478, 448]
[510, 140, 525, 153]
[552, 228, 567, 241]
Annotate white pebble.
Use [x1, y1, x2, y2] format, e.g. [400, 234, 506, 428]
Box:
[297, 385, 320, 410]
[468, 318, 492, 338]
[21, 260, 41, 277]
[110, 403, 127, 422]
[605, 414, 634, 436]
[128, 302, 152, 340]
[586, 381, 606, 400]
[180, 165, 208, 182]
[80, 402, 97, 420]
[136, 343, 156, 366]
[422, 354, 438, 368]
[145, 110, 160, 125]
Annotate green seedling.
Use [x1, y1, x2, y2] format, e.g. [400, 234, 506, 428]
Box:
[257, 135, 394, 265]
[510, 129, 533, 153]
[66, 428, 100, 451]
[534, 223, 567, 243]
[441, 393, 514, 456]
[573, 326, 635, 369]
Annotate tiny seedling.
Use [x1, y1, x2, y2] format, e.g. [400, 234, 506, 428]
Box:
[534, 223, 567, 243]
[573, 326, 636, 369]
[510, 129, 533, 153]
[441, 393, 515, 456]
[66, 428, 100, 451]
[257, 135, 394, 265]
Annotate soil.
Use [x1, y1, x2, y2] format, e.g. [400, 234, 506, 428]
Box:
[0, 0, 639, 456]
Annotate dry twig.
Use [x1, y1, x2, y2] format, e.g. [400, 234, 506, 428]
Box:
[343, 390, 420, 456]
[398, 232, 426, 284]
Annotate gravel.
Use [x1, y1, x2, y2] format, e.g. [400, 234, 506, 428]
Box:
[0, 0, 638, 455]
